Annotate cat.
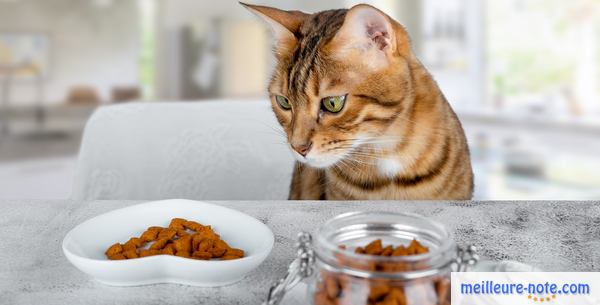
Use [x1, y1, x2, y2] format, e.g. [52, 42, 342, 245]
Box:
[243, 3, 474, 200]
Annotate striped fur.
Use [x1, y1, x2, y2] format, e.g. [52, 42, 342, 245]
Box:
[244, 3, 474, 200]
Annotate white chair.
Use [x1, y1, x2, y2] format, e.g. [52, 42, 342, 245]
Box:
[72, 100, 294, 200]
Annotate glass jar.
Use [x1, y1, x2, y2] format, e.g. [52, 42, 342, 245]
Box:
[265, 211, 478, 305]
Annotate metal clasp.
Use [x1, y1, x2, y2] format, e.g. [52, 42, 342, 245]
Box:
[455, 245, 479, 272]
[264, 232, 315, 305]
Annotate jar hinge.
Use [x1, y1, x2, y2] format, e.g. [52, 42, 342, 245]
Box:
[264, 232, 315, 305]
[455, 245, 479, 272]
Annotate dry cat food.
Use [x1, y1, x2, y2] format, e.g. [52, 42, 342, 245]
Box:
[105, 218, 245, 261]
[314, 239, 450, 305]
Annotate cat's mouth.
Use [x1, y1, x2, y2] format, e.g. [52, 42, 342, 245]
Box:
[288, 135, 376, 168]
[289, 144, 353, 169]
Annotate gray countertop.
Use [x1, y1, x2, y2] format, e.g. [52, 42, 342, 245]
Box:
[1, 200, 599, 305]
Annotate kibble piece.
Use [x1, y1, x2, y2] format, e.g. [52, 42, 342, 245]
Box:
[160, 243, 176, 255]
[210, 239, 229, 258]
[139, 249, 161, 257]
[173, 235, 192, 254]
[149, 237, 170, 250]
[314, 292, 335, 305]
[191, 233, 204, 251]
[338, 274, 352, 290]
[183, 220, 204, 232]
[216, 238, 230, 248]
[198, 225, 213, 234]
[177, 229, 189, 237]
[169, 218, 186, 230]
[158, 228, 177, 240]
[192, 251, 212, 260]
[381, 245, 394, 256]
[224, 248, 244, 258]
[377, 293, 402, 305]
[146, 226, 163, 235]
[197, 239, 214, 253]
[195, 228, 217, 242]
[161, 247, 175, 255]
[108, 253, 126, 260]
[380, 262, 403, 273]
[365, 239, 384, 255]
[163, 243, 175, 252]
[105, 243, 123, 257]
[175, 250, 190, 258]
[415, 240, 429, 254]
[123, 237, 144, 252]
[369, 284, 391, 301]
[392, 246, 408, 257]
[406, 239, 428, 255]
[325, 276, 340, 299]
[386, 288, 406, 303]
[140, 229, 160, 242]
[436, 278, 450, 304]
[123, 249, 139, 259]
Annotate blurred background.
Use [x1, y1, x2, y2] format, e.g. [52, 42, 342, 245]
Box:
[0, 0, 599, 200]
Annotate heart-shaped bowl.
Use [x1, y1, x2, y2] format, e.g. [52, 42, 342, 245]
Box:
[62, 199, 274, 287]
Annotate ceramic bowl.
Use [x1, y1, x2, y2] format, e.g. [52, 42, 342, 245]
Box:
[62, 199, 274, 287]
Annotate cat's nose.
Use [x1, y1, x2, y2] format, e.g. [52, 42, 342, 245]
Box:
[292, 142, 313, 157]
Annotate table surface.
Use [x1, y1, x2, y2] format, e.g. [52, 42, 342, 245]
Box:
[1, 200, 599, 305]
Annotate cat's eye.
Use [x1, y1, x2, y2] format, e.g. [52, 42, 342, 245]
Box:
[275, 95, 291, 110]
[321, 95, 347, 113]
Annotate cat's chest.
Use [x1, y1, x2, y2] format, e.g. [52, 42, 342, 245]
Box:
[324, 157, 408, 200]
[376, 158, 404, 178]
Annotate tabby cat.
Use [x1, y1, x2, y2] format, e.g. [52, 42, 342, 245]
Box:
[243, 3, 474, 200]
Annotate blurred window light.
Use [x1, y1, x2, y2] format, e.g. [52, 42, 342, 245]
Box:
[138, 0, 157, 100]
[421, 0, 485, 111]
[92, 0, 114, 8]
[420, 0, 600, 124]
[488, 0, 600, 121]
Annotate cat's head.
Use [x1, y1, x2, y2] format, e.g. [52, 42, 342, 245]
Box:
[243, 3, 415, 169]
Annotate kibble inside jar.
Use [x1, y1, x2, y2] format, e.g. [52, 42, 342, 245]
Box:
[309, 212, 457, 305]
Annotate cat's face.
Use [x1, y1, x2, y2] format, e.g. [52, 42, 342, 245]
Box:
[244, 4, 414, 169]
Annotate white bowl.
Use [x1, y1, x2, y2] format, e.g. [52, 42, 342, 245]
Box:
[62, 199, 274, 287]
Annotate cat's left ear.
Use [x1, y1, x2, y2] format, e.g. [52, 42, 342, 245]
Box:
[241, 2, 308, 54]
[330, 4, 411, 69]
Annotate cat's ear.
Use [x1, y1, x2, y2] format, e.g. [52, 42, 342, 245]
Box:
[241, 2, 308, 53]
[330, 4, 411, 69]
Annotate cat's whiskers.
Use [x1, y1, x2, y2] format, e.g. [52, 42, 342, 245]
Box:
[340, 134, 449, 150]
[337, 158, 370, 179]
[255, 121, 288, 139]
[343, 155, 379, 166]
[255, 123, 292, 147]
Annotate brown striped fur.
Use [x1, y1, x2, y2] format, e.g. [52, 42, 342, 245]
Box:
[243, 3, 474, 200]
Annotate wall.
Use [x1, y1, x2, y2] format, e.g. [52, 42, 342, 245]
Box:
[0, 0, 139, 106]
[154, 0, 423, 101]
[219, 20, 269, 97]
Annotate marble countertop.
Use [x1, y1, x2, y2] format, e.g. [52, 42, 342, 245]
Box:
[1, 200, 599, 305]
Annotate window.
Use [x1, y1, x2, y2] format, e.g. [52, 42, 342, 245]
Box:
[138, 0, 157, 100]
[488, 0, 600, 121]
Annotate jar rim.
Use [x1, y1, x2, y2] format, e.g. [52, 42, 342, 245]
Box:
[314, 211, 456, 271]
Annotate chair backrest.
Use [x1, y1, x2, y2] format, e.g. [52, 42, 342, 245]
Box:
[72, 100, 294, 200]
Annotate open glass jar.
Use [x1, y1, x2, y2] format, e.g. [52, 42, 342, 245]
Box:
[265, 212, 478, 305]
